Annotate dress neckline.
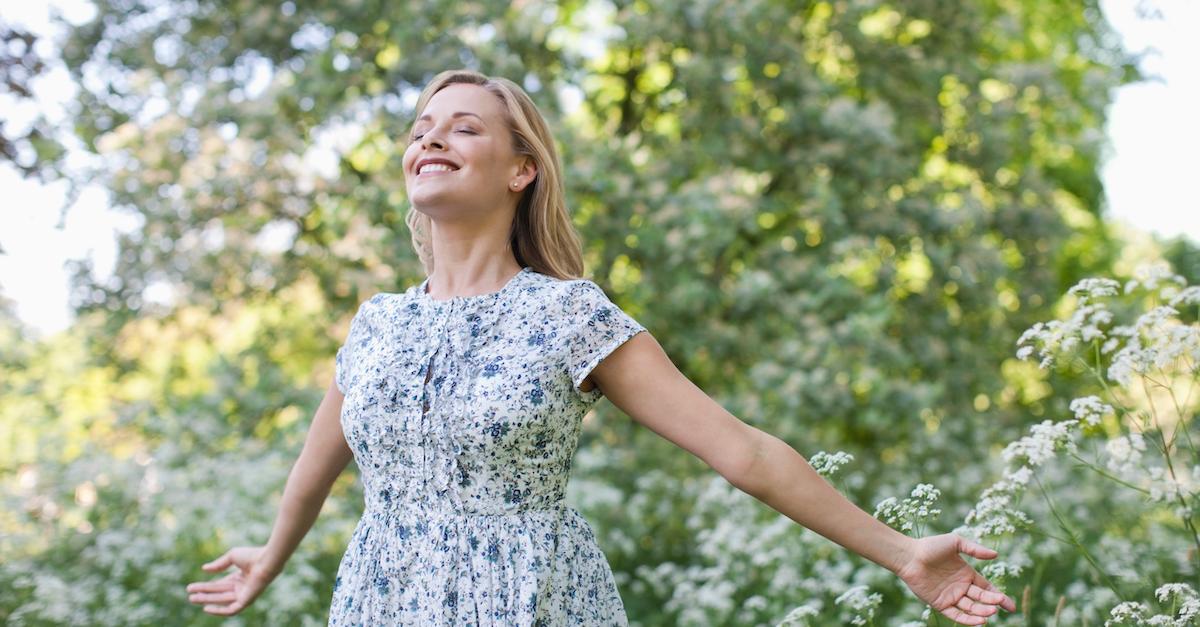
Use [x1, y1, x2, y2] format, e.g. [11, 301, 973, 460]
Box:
[418, 266, 531, 305]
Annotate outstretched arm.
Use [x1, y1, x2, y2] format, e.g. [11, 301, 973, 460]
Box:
[186, 377, 354, 616]
[587, 331, 1016, 625]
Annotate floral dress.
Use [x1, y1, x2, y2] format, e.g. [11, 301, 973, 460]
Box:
[328, 266, 645, 626]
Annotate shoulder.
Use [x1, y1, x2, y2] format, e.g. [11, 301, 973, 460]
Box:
[361, 291, 400, 313]
[348, 291, 405, 327]
[531, 274, 639, 330]
[527, 272, 609, 304]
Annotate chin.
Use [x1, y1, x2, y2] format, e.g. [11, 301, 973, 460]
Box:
[408, 197, 472, 220]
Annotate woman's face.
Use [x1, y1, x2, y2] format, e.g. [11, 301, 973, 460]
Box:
[401, 83, 532, 219]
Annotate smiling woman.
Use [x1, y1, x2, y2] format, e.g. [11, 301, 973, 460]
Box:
[184, 69, 1016, 627]
[399, 71, 583, 282]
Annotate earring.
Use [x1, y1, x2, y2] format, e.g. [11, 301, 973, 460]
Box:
[511, 182, 519, 188]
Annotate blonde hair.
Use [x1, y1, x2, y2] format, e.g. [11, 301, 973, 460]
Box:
[404, 69, 586, 280]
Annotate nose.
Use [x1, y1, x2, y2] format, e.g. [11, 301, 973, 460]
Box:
[420, 131, 447, 151]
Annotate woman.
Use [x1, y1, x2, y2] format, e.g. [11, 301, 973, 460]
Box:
[185, 69, 1016, 625]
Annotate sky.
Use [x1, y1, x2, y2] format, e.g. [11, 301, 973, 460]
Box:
[1, 0, 1197, 338]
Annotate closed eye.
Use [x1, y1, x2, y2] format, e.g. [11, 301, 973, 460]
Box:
[410, 129, 477, 141]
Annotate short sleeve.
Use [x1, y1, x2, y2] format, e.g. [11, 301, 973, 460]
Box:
[566, 281, 647, 396]
[334, 297, 374, 395]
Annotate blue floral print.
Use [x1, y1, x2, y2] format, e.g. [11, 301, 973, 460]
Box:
[328, 266, 645, 625]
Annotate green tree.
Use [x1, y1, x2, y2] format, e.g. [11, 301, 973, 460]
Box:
[3, 0, 1152, 624]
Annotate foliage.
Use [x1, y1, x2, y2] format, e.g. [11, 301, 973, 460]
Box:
[948, 263, 1200, 625]
[0, 0, 1168, 624]
[0, 19, 66, 182]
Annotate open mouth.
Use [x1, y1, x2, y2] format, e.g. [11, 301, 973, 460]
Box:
[417, 164, 459, 176]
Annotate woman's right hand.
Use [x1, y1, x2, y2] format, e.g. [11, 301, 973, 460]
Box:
[185, 546, 276, 616]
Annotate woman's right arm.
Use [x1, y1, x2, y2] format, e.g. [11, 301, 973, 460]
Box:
[187, 378, 354, 615]
[258, 378, 354, 575]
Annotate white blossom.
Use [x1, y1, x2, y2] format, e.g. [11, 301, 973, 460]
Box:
[1108, 601, 1150, 625]
[874, 483, 942, 533]
[980, 560, 1025, 580]
[1070, 395, 1113, 427]
[1105, 433, 1146, 474]
[1002, 420, 1078, 467]
[776, 603, 820, 626]
[1070, 277, 1121, 300]
[1124, 262, 1185, 295]
[834, 585, 882, 626]
[1168, 286, 1200, 308]
[808, 451, 855, 478]
[1154, 583, 1198, 605]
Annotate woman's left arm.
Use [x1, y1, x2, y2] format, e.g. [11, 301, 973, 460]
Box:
[588, 331, 1016, 625]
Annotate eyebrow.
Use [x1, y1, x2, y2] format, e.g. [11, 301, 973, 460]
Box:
[415, 111, 485, 123]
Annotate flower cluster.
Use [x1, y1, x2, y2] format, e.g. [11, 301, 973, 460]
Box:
[833, 584, 882, 626]
[873, 483, 942, 533]
[959, 263, 1200, 621]
[775, 603, 820, 626]
[1105, 582, 1200, 626]
[1015, 277, 1119, 368]
[1070, 395, 1114, 428]
[1104, 433, 1146, 474]
[808, 450, 855, 478]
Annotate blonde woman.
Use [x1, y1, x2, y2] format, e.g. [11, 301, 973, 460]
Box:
[185, 69, 1016, 625]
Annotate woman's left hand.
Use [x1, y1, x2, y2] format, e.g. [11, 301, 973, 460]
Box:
[894, 533, 1017, 625]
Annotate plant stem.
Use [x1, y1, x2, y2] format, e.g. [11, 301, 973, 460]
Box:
[1141, 374, 1200, 562]
[1066, 453, 1151, 495]
[1162, 365, 1199, 462]
[1032, 472, 1126, 602]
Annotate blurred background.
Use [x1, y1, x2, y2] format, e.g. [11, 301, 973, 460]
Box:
[1, 0, 1197, 625]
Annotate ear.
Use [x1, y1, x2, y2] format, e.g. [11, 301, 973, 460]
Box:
[513, 156, 538, 191]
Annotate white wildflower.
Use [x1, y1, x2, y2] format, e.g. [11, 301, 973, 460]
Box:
[1154, 583, 1198, 605]
[1108, 340, 1153, 386]
[1179, 599, 1200, 623]
[1146, 466, 1198, 504]
[1106, 601, 1149, 626]
[1008, 466, 1033, 487]
[964, 485, 1033, 537]
[980, 560, 1024, 580]
[1124, 262, 1185, 295]
[1105, 434, 1145, 474]
[776, 603, 820, 626]
[1015, 300, 1116, 368]
[1168, 286, 1200, 307]
[1002, 420, 1078, 467]
[1137, 306, 1180, 334]
[834, 585, 882, 626]
[1081, 305, 1115, 342]
[1105, 308, 1185, 386]
[809, 451, 854, 478]
[874, 484, 942, 532]
[1069, 395, 1113, 427]
[1070, 277, 1121, 300]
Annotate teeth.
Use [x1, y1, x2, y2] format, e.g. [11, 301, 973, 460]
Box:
[419, 163, 456, 174]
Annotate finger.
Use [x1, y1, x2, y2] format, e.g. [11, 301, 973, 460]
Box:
[189, 591, 237, 605]
[972, 575, 1017, 612]
[204, 601, 244, 616]
[186, 579, 233, 594]
[940, 605, 987, 626]
[966, 583, 1011, 607]
[957, 536, 998, 560]
[955, 595, 998, 617]
[203, 552, 233, 572]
